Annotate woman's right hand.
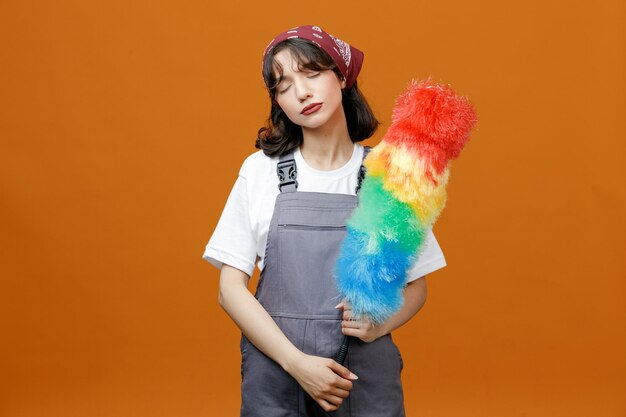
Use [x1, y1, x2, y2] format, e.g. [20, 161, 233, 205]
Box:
[285, 352, 358, 412]
[219, 265, 357, 412]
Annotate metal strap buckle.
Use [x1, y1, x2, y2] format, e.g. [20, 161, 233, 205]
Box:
[277, 159, 298, 191]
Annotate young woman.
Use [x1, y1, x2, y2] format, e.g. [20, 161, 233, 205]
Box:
[203, 25, 447, 417]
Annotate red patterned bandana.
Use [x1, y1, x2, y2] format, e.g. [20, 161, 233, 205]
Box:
[262, 25, 364, 91]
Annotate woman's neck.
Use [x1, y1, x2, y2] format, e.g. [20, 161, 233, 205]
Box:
[300, 108, 354, 171]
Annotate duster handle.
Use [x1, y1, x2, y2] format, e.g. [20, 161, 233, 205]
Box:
[334, 335, 351, 365]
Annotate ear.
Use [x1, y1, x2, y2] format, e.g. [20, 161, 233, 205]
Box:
[340, 76, 347, 89]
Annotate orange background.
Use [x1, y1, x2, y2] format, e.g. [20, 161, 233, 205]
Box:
[1, 1, 624, 416]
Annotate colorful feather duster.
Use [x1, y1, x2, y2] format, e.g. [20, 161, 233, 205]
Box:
[335, 77, 478, 325]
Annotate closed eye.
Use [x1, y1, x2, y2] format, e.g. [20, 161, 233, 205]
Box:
[278, 73, 321, 94]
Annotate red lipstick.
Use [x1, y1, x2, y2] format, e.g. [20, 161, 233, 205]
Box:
[301, 102, 323, 115]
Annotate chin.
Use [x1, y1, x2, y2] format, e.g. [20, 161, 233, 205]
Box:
[301, 119, 333, 130]
[302, 118, 328, 128]
[296, 114, 331, 129]
[303, 109, 342, 129]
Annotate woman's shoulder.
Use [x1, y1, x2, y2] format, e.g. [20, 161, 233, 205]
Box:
[238, 150, 281, 205]
[239, 149, 279, 179]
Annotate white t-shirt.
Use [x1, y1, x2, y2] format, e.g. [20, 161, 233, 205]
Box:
[202, 142, 447, 281]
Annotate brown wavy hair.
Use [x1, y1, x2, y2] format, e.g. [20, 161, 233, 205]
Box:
[256, 38, 379, 157]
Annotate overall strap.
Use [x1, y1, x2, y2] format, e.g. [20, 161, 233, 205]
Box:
[355, 145, 372, 194]
[277, 151, 298, 192]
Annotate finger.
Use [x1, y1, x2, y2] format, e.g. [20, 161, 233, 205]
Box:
[342, 327, 364, 338]
[363, 314, 375, 324]
[333, 374, 358, 395]
[328, 360, 358, 380]
[318, 398, 338, 412]
[342, 320, 362, 329]
[330, 386, 351, 398]
[335, 376, 354, 391]
[342, 310, 353, 320]
[323, 394, 344, 407]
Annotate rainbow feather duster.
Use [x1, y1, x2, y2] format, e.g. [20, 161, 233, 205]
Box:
[335, 77, 478, 324]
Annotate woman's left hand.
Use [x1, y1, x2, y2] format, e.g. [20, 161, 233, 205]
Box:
[335, 300, 386, 343]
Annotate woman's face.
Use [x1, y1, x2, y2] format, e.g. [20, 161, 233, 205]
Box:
[273, 49, 347, 131]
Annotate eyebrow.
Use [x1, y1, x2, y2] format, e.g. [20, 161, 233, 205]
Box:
[276, 69, 317, 84]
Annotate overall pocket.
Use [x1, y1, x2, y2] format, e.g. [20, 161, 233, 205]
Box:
[278, 223, 347, 230]
[274, 222, 349, 315]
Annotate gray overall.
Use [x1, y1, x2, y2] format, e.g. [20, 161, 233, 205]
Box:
[240, 147, 406, 417]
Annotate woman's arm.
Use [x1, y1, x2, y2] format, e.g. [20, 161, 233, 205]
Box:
[338, 276, 428, 342]
[218, 264, 358, 412]
[218, 264, 301, 368]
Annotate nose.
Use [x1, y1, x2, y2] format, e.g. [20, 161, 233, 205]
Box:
[294, 79, 313, 102]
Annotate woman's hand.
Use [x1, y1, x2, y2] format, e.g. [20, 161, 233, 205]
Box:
[285, 352, 358, 413]
[335, 300, 386, 343]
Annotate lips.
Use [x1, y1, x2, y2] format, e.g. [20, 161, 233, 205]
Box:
[301, 103, 323, 115]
